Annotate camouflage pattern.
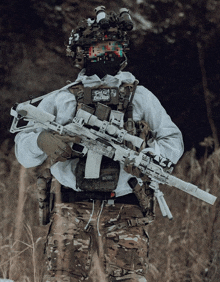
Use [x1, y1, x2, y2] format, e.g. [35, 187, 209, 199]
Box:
[37, 168, 53, 226]
[42, 200, 153, 282]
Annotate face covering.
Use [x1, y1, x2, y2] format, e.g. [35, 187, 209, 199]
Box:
[85, 52, 125, 78]
[85, 41, 125, 78]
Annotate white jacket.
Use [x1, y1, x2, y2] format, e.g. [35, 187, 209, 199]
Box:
[15, 70, 184, 197]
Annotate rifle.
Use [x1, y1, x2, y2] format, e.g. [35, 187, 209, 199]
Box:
[10, 98, 217, 219]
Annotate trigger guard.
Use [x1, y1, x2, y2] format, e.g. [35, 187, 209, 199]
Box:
[71, 142, 88, 157]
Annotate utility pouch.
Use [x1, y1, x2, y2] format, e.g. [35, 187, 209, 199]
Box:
[128, 177, 155, 217]
[37, 168, 54, 225]
[75, 156, 120, 192]
[69, 84, 119, 106]
[69, 81, 137, 112]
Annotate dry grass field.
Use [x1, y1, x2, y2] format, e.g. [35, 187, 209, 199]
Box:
[0, 138, 219, 282]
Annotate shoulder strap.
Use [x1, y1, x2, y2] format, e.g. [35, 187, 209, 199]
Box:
[124, 79, 139, 121]
[68, 83, 84, 103]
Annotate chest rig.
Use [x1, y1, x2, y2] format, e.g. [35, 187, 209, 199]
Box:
[68, 80, 149, 192]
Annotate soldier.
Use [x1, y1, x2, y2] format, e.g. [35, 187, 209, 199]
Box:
[14, 6, 184, 282]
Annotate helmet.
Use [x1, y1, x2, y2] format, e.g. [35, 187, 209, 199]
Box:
[66, 6, 133, 78]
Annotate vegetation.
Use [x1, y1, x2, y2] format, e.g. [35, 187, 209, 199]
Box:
[0, 140, 219, 281]
[1, 0, 220, 281]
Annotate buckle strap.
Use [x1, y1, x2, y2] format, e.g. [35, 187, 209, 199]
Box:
[106, 216, 154, 232]
[128, 217, 154, 227]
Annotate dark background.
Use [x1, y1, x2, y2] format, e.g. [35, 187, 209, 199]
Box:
[1, 1, 220, 281]
[1, 0, 220, 156]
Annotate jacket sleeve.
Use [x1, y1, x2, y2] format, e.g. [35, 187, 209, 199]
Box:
[14, 89, 77, 168]
[15, 130, 47, 168]
[133, 86, 184, 164]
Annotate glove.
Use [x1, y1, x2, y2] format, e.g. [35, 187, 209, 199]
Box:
[37, 131, 82, 163]
[124, 162, 143, 178]
[124, 147, 156, 179]
[124, 154, 149, 181]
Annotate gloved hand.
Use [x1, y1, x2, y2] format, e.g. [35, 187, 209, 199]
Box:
[124, 162, 143, 178]
[37, 131, 82, 163]
[124, 147, 155, 179]
[124, 154, 150, 181]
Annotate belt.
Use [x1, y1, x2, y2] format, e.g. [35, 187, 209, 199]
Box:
[61, 186, 139, 205]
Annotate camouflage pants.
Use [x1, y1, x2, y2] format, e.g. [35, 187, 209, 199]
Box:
[42, 200, 152, 282]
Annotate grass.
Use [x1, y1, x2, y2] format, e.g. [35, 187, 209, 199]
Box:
[0, 140, 219, 281]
